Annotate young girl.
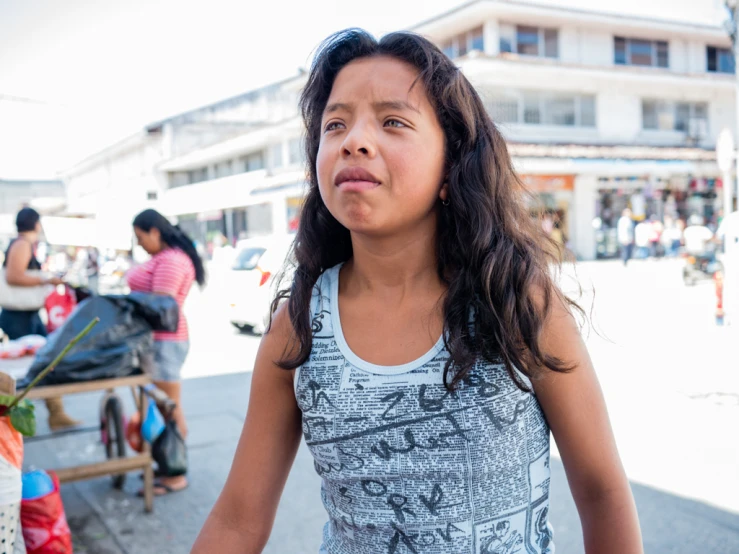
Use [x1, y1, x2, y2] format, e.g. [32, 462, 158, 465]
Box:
[193, 30, 642, 553]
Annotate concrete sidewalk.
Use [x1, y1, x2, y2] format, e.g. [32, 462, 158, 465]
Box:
[24, 371, 739, 553]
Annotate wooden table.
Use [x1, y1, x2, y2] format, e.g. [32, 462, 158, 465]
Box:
[21, 374, 156, 512]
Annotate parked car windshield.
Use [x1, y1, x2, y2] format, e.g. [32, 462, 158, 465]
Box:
[232, 247, 266, 271]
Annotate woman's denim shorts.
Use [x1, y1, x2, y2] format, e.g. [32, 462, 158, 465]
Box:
[150, 340, 190, 382]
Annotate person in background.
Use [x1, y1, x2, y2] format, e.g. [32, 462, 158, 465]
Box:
[634, 219, 651, 259]
[87, 247, 100, 293]
[0, 208, 79, 430]
[683, 215, 714, 258]
[617, 208, 635, 266]
[550, 215, 567, 262]
[660, 216, 679, 257]
[648, 215, 664, 259]
[126, 209, 205, 496]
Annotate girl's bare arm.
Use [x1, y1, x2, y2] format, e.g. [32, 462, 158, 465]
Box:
[191, 303, 303, 553]
[533, 295, 643, 553]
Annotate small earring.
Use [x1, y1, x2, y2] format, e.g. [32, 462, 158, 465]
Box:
[441, 198, 450, 207]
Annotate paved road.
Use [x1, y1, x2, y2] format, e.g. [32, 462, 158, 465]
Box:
[23, 258, 739, 553]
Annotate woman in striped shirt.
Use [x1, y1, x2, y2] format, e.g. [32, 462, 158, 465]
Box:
[127, 209, 206, 495]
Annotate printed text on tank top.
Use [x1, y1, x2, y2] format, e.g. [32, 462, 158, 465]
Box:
[295, 264, 555, 554]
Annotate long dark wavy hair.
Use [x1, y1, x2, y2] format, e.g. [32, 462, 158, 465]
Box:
[273, 29, 581, 391]
[133, 209, 207, 287]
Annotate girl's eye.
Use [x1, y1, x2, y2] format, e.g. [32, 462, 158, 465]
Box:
[324, 121, 344, 132]
[384, 119, 406, 128]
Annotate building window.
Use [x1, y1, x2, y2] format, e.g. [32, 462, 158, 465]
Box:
[614, 36, 669, 68]
[642, 100, 709, 135]
[440, 26, 485, 59]
[187, 167, 208, 184]
[543, 95, 576, 126]
[487, 90, 596, 127]
[214, 160, 232, 179]
[470, 27, 484, 52]
[488, 93, 518, 123]
[170, 172, 189, 188]
[707, 46, 735, 73]
[499, 24, 559, 59]
[269, 143, 284, 169]
[288, 137, 304, 165]
[242, 151, 265, 172]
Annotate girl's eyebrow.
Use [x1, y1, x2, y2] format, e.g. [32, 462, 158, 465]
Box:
[324, 102, 352, 115]
[373, 100, 420, 114]
[324, 100, 420, 115]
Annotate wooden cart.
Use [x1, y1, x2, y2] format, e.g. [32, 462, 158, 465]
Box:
[7, 362, 168, 513]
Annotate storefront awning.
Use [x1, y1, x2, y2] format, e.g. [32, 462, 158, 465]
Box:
[509, 143, 716, 162]
[161, 169, 307, 216]
[515, 157, 717, 178]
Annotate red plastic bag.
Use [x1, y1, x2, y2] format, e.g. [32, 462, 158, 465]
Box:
[44, 287, 77, 334]
[21, 471, 72, 554]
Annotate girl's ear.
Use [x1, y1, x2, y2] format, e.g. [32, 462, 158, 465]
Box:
[439, 182, 449, 202]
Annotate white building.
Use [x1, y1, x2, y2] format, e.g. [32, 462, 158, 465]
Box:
[415, 0, 732, 259]
[64, 0, 735, 260]
[62, 74, 305, 252]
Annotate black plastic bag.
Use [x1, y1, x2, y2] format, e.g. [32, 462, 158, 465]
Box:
[151, 420, 187, 477]
[20, 296, 152, 387]
[107, 292, 180, 332]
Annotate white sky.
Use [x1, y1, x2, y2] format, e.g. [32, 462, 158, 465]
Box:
[0, 0, 727, 179]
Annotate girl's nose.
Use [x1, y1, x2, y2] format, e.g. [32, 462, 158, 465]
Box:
[341, 122, 376, 158]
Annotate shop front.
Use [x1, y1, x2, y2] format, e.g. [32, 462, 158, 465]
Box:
[593, 176, 722, 259]
[522, 174, 575, 258]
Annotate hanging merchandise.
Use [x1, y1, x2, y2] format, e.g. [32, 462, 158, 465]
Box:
[141, 394, 165, 444]
[44, 286, 77, 334]
[151, 420, 187, 477]
[21, 471, 72, 554]
[0, 393, 24, 554]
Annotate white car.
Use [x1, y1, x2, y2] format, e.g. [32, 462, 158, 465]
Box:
[227, 235, 296, 335]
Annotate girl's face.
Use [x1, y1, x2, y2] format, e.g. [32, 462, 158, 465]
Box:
[317, 56, 446, 237]
[133, 226, 162, 255]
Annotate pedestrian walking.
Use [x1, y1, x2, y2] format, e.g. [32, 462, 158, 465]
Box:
[192, 30, 642, 554]
[618, 208, 635, 266]
[126, 209, 206, 496]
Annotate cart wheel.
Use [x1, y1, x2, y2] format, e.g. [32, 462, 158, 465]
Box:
[102, 395, 127, 489]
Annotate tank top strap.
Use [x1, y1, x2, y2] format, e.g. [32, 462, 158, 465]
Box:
[3, 238, 40, 270]
[295, 265, 339, 394]
[309, 266, 338, 339]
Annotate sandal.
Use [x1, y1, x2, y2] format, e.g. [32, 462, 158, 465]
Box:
[137, 478, 188, 497]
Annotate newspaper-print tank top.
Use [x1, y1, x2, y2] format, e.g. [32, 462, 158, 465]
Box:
[294, 264, 554, 554]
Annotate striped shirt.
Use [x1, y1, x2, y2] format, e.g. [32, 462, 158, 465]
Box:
[126, 248, 195, 341]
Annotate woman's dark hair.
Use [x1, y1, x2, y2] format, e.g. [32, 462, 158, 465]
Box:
[16, 207, 41, 233]
[133, 209, 206, 287]
[273, 29, 582, 391]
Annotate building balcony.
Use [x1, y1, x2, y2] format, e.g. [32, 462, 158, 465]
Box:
[160, 167, 307, 217]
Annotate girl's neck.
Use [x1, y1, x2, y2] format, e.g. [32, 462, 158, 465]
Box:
[343, 224, 443, 296]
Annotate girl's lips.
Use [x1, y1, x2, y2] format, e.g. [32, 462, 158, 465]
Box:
[337, 180, 380, 192]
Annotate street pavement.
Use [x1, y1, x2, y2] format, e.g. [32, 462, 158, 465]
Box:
[22, 258, 739, 553]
